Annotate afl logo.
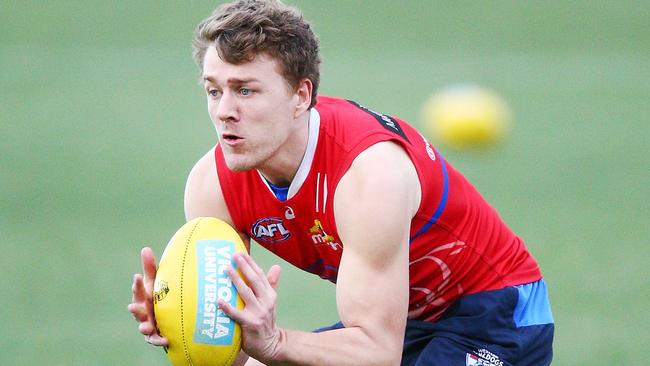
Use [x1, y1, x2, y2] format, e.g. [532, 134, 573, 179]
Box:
[252, 217, 291, 243]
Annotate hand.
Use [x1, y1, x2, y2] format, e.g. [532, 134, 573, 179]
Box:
[219, 253, 283, 363]
[127, 247, 168, 347]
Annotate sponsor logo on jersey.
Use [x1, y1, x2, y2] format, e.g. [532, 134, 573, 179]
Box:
[309, 219, 341, 251]
[194, 239, 238, 346]
[252, 217, 291, 243]
[284, 206, 295, 220]
[466, 349, 504, 366]
[348, 100, 410, 143]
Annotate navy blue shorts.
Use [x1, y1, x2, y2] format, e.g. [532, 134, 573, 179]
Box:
[317, 279, 554, 366]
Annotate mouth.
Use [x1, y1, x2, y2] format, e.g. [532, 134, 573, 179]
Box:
[221, 133, 243, 143]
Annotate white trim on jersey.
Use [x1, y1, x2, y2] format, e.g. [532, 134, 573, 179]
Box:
[315, 172, 328, 213]
[323, 174, 328, 213]
[256, 108, 321, 201]
[257, 169, 276, 196]
[287, 108, 320, 199]
[315, 172, 320, 212]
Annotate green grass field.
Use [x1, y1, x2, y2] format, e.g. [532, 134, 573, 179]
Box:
[2, 1, 648, 364]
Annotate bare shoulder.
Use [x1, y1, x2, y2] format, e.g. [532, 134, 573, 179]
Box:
[337, 141, 421, 216]
[184, 148, 233, 225]
[333, 140, 421, 254]
[351, 141, 415, 171]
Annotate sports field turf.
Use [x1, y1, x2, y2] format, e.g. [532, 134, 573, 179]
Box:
[1, 1, 648, 364]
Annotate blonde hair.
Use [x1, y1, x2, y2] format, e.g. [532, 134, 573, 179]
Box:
[193, 0, 321, 108]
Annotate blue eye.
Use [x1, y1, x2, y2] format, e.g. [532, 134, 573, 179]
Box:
[240, 88, 251, 96]
[208, 89, 220, 98]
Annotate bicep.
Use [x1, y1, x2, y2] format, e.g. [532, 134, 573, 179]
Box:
[333, 142, 420, 346]
[335, 225, 410, 337]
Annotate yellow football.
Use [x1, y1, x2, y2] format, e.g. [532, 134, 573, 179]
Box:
[154, 217, 247, 366]
[422, 84, 512, 149]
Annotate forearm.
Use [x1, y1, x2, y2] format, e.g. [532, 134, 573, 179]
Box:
[267, 326, 401, 366]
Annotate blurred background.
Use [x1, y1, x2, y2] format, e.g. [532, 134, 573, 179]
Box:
[1, 0, 648, 364]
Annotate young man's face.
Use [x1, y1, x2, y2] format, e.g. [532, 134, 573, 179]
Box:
[201, 47, 303, 173]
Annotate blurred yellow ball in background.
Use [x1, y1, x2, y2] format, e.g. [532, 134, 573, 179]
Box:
[422, 84, 512, 149]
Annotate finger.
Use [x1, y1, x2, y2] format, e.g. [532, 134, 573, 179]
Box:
[147, 334, 169, 347]
[128, 303, 149, 322]
[242, 254, 279, 304]
[242, 253, 266, 278]
[266, 265, 282, 291]
[218, 297, 248, 325]
[132, 274, 147, 303]
[235, 253, 269, 296]
[141, 247, 158, 288]
[139, 321, 157, 335]
[227, 265, 258, 307]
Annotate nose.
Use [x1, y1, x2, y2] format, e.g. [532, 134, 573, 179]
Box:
[215, 91, 238, 123]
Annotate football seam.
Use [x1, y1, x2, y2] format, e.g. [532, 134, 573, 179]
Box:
[181, 217, 202, 365]
[225, 338, 240, 366]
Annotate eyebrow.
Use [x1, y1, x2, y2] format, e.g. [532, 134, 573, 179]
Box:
[201, 75, 260, 85]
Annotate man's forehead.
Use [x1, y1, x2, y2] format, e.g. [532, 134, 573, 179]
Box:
[202, 48, 282, 81]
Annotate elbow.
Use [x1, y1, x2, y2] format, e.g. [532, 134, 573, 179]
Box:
[360, 329, 404, 366]
[380, 346, 403, 366]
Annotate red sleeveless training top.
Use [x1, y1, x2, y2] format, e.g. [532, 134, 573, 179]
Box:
[215, 96, 541, 321]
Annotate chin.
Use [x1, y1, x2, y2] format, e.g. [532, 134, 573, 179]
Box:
[223, 155, 257, 172]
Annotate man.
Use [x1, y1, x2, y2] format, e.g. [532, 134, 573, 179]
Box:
[128, 0, 554, 365]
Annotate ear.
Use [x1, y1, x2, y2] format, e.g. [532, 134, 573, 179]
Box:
[294, 78, 313, 118]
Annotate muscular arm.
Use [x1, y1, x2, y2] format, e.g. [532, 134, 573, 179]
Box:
[264, 141, 421, 365]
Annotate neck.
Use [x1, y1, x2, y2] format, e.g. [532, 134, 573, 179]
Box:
[257, 110, 311, 186]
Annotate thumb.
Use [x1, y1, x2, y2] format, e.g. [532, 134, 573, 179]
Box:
[266, 265, 282, 291]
